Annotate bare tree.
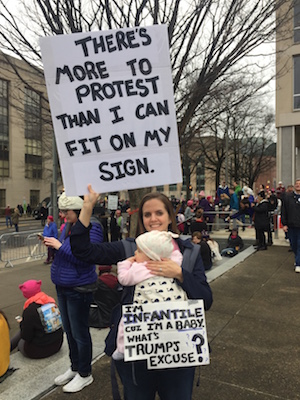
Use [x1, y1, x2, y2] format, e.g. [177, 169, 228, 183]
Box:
[187, 84, 276, 193]
[227, 104, 276, 188]
[0, 0, 292, 233]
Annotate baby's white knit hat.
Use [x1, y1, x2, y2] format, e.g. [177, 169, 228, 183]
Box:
[136, 230, 179, 261]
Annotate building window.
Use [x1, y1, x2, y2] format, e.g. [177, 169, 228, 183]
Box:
[0, 189, 5, 208]
[196, 157, 205, 191]
[294, 56, 300, 109]
[169, 184, 177, 191]
[0, 79, 9, 177]
[156, 185, 164, 192]
[295, 0, 300, 42]
[30, 190, 40, 207]
[24, 88, 42, 179]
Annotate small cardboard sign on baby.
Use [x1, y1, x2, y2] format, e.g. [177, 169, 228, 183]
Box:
[123, 300, 210, 369]
[40, 25, 182, 196]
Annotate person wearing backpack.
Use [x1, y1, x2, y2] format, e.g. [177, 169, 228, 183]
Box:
[70, 184, 213, 400]
[113, 230, 186, 361]
[10, 279, 63, 359]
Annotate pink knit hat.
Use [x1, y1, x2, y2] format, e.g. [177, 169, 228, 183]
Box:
[19, 280, 42, 299]
[187, 200, 193, 207]
[199, 190, 205, 197]
[136, 231, 178, 261]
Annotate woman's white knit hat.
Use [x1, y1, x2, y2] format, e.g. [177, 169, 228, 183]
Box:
[58, 192, 83, 210]
[136, 230, 179, 261]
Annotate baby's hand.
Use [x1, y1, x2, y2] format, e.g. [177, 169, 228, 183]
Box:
[127, 256, 136, 263]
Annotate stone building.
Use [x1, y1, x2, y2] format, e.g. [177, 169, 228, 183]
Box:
[276, 1, 300, 185]
[0, 51, 60, 213]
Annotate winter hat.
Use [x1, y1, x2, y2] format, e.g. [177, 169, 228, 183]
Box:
[58, 192, 83, 210]
[187, 200, 193, 207]
[47, 215, 54, 221]
[199, 190, 205, 197]
[136, 231, 179, 261]
[207, 196, 212, 201]
[19, 280, 42, 299]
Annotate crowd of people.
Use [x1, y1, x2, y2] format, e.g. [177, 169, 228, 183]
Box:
[4, 204, 33, 230]
[2, 178, 299, 398]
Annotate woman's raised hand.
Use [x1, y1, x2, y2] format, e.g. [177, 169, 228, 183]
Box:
[80, 184, 100, 227]
[84, 184, 99, 208]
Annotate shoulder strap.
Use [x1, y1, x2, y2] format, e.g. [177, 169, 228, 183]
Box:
[90, 216, 105, 241]
[181, 243, 200, 273]
[121, 239, 137, 258]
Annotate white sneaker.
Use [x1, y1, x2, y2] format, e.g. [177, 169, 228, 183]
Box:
[62, 373, 93, 393]
[54, 368, 77, 386]
[295, 266, 300, 273]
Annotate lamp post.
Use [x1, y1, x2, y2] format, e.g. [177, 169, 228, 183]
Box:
[50, 135, 58, 222]
[225, 115, 229, 184]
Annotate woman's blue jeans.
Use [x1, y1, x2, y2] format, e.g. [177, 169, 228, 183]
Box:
[56, 285, 93, 376]
[115, 359, 195, 400]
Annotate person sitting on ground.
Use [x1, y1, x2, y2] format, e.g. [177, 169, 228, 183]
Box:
[221, 228, 244, 257]
[42, 215, 58, 264]
[0, 309, 10, 381]
[113, 230, 186, 360]
[191, 231, 212, 270]
[190, 208, 208, 234]
[10, 280, 63, 359]
[206, 234, 222, 261]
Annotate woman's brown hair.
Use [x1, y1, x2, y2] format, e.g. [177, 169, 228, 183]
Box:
[136, 192, 179, 236]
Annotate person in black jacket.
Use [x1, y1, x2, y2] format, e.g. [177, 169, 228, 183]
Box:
[281, 179, 300, 272]
[221, 228, 244, 257]
[191, 231, 212, 270]
[190, 208, 208, 234]
[253, 191, 270, 251]
[70, 184, 213, 400]
[266, 189, 278, 246]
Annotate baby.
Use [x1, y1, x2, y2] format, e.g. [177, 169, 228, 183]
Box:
[113, 230, 187, 360]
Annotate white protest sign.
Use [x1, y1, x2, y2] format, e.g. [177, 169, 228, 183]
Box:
[107, 195, 119, 210]
[123, 300, 210, 369]
[40, 25, 182, 196]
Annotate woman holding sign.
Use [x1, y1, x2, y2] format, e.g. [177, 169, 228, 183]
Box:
[70, 184, 213, 400]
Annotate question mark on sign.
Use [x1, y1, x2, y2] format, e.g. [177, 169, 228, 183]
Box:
[192, 333, 205, 362]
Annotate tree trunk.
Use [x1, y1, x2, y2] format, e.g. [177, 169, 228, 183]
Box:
[128, 187, 151, 237]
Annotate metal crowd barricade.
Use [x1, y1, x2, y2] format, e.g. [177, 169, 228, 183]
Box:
[0, 230, 47, 268]
[180, 208, 280, 235]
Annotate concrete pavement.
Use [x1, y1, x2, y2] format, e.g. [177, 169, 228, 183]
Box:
[1, 228, 299, 400]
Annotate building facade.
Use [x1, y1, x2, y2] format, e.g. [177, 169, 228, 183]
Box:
[0, 51, 61, 214]
[276, 0, 300, 186]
